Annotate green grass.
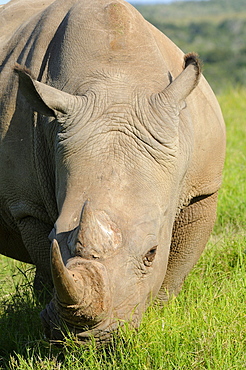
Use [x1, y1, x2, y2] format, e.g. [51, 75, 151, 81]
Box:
[216, 88, 246, 233]
[0, 89, 245, 369]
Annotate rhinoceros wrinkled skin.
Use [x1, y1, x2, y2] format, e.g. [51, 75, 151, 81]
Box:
[0, 0, 225, 342]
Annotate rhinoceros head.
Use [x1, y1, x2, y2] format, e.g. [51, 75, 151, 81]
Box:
[14, 53, 201, 342]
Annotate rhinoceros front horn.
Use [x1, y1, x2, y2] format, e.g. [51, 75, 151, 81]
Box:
[51, 239, 82, 305]
[51, 239, 111, 323]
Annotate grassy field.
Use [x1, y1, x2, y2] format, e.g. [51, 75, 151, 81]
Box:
[0, 88, 245, 369]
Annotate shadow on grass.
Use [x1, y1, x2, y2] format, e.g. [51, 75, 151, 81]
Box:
[0, 288, 43, 366]
[0, 269, 59, 370]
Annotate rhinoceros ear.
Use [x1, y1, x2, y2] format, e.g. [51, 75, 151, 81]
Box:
[14, 64, 75, 118]
[160, 53, 201, 110]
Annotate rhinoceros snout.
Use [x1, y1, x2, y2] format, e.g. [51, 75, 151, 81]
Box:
[40, 299, 114, 343]
[41, 240, 112, 341]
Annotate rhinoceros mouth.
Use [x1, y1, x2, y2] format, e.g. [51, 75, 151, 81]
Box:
[40, 300, 120, 343]
[40, 296, 141, 344]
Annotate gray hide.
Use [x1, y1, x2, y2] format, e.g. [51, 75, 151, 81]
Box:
[0, 0, 225, 341]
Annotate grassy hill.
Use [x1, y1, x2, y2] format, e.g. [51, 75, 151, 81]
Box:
[135, 0, 246, 93]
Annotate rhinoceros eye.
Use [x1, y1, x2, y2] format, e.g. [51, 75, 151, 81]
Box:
[143, 246, 157, 267]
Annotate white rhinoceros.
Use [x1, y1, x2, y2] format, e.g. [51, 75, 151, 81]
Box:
[0, 0, 225, 342]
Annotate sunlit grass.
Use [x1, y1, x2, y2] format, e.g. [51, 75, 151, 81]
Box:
[215, 88, 246, 234]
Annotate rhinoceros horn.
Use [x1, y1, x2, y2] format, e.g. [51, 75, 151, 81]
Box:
[73, 200, 122, 259]
[51, 239, 83, 305]
[51, 239, 111, 321]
